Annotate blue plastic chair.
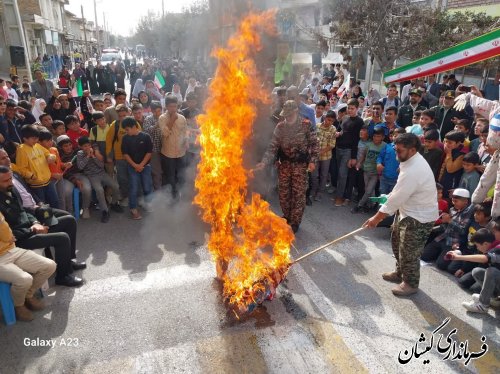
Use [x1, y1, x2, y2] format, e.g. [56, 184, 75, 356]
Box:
[0, 282, 16, 326]
[73, 187, 80, 220]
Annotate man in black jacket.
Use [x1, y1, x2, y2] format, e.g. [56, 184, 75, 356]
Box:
[0, 165, 84, 287]
[397, 89, 426, 128]
[431, 90, 470, 140]
[334, 98, 364, 206]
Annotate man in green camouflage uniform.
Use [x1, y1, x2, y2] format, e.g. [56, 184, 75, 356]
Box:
[256, 100, 319, 233]
[364, 134, 438, 296]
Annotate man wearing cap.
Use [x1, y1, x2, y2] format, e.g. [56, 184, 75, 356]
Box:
[397, 89, 426, 128]
[0, 165, 84, 287]
[256, 100, 319, 233]
[431, 90, 470, 140]
[421, 188, 473, 271]
[364, 134, 438, 296]
[286, 86, 316, 128]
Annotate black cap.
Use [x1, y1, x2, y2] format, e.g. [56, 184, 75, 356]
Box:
[34, 205, 59, 227]
[444, 90, 456, 99]
[92, 111, 105, 120]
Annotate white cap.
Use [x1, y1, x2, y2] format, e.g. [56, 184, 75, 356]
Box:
[451, 188, 470, 199]
[56, 134, 71, 145]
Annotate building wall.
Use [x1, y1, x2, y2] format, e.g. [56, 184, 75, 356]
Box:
[17, 0, 42, 18]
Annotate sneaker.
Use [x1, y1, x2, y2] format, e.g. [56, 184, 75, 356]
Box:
[327, 187, 335, 194]
[392, 282, 418, 296]
[110, 203, 124, 213]
[15, 305, 34, 321]
[333, 197, 344, 207]
[306, 196, 313, 206]
[313, 195, 321, 202]
[472, 293, 500, 308]
[382, 271, 402, 283]
[25, 297, 45, 311]
[130, 208, 142, 220]
[81, 208, 90, 219]
[342, 199, 350, 206]
[462, 300, 488, 313]
[101, 210, 110, 223]
[351, 206, 363, 214]
[143, 203, 154, 213]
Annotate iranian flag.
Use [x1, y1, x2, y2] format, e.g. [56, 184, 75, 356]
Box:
[71, 78, 83, 97]
[384, 28, 500, 83]
[154, 70, 166, 89]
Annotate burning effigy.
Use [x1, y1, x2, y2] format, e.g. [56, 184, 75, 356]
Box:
[194, 10, 294, 318]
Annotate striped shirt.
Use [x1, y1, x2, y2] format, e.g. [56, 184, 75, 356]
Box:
[76, 150, 105, 176]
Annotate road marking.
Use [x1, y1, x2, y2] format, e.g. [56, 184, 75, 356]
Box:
[56, 261, 215, 303]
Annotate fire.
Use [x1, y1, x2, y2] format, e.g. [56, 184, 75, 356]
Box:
[194, 10, 294, 316]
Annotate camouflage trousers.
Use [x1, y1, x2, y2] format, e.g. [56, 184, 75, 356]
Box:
[278, 161, 308, 226]
[391, 213, 434, 288]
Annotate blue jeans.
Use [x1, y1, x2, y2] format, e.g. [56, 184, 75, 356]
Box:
[31, 181, 59, 208]
[127, 164, 153, 209]
[380, 175, 397, 195]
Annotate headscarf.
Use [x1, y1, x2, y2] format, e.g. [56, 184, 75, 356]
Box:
[32, 98, 46, 122]
[132, 78, 145, 98]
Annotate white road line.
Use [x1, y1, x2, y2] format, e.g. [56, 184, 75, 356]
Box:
[290, 263, 454, 373]
[67, 261, 215, 303]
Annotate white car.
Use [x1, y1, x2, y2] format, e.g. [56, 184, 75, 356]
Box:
[100, 51, 120, 64]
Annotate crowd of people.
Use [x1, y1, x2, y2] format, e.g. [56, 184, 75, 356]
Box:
[263, 64, 499, 314]
[0, 57, 205, 322]
[0, 57, 498, 323]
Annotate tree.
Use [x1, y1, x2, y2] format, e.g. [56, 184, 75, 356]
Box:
[321, 0, 500, 72]
[415, 10, 500, 60]
[129, 0, 210, 60]
[322, 0, 430, 72]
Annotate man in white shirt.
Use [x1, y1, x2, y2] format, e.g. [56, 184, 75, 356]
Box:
[364, 133, 438, 296]
[158, 96, 187, 199]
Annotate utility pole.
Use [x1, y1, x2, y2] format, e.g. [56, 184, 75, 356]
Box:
[81, 5, 89, 60]
[94, 0, 100, 54]
[103, 12, 109, 48]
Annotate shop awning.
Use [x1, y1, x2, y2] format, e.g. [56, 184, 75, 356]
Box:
[383, 28, 500, 83]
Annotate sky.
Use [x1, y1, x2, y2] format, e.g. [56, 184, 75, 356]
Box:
[66, 0, 198, 37]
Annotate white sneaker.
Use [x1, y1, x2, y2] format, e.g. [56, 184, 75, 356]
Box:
[473, 293, 500, 308]
[81, 208, 90, 219]
[462, 300, 488, 313]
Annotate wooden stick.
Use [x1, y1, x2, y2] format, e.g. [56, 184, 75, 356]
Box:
[291, 227, 365, 265]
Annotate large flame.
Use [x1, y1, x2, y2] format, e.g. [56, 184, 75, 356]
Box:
[194, 10, 294, 315]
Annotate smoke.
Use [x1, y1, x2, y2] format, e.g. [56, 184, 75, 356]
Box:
[139, 161, 209, 268]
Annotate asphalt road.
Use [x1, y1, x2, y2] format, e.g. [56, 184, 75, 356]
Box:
[0, 174, 498, 374]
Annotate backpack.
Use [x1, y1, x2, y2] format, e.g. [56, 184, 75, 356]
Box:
[382, 97, 399, 108]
